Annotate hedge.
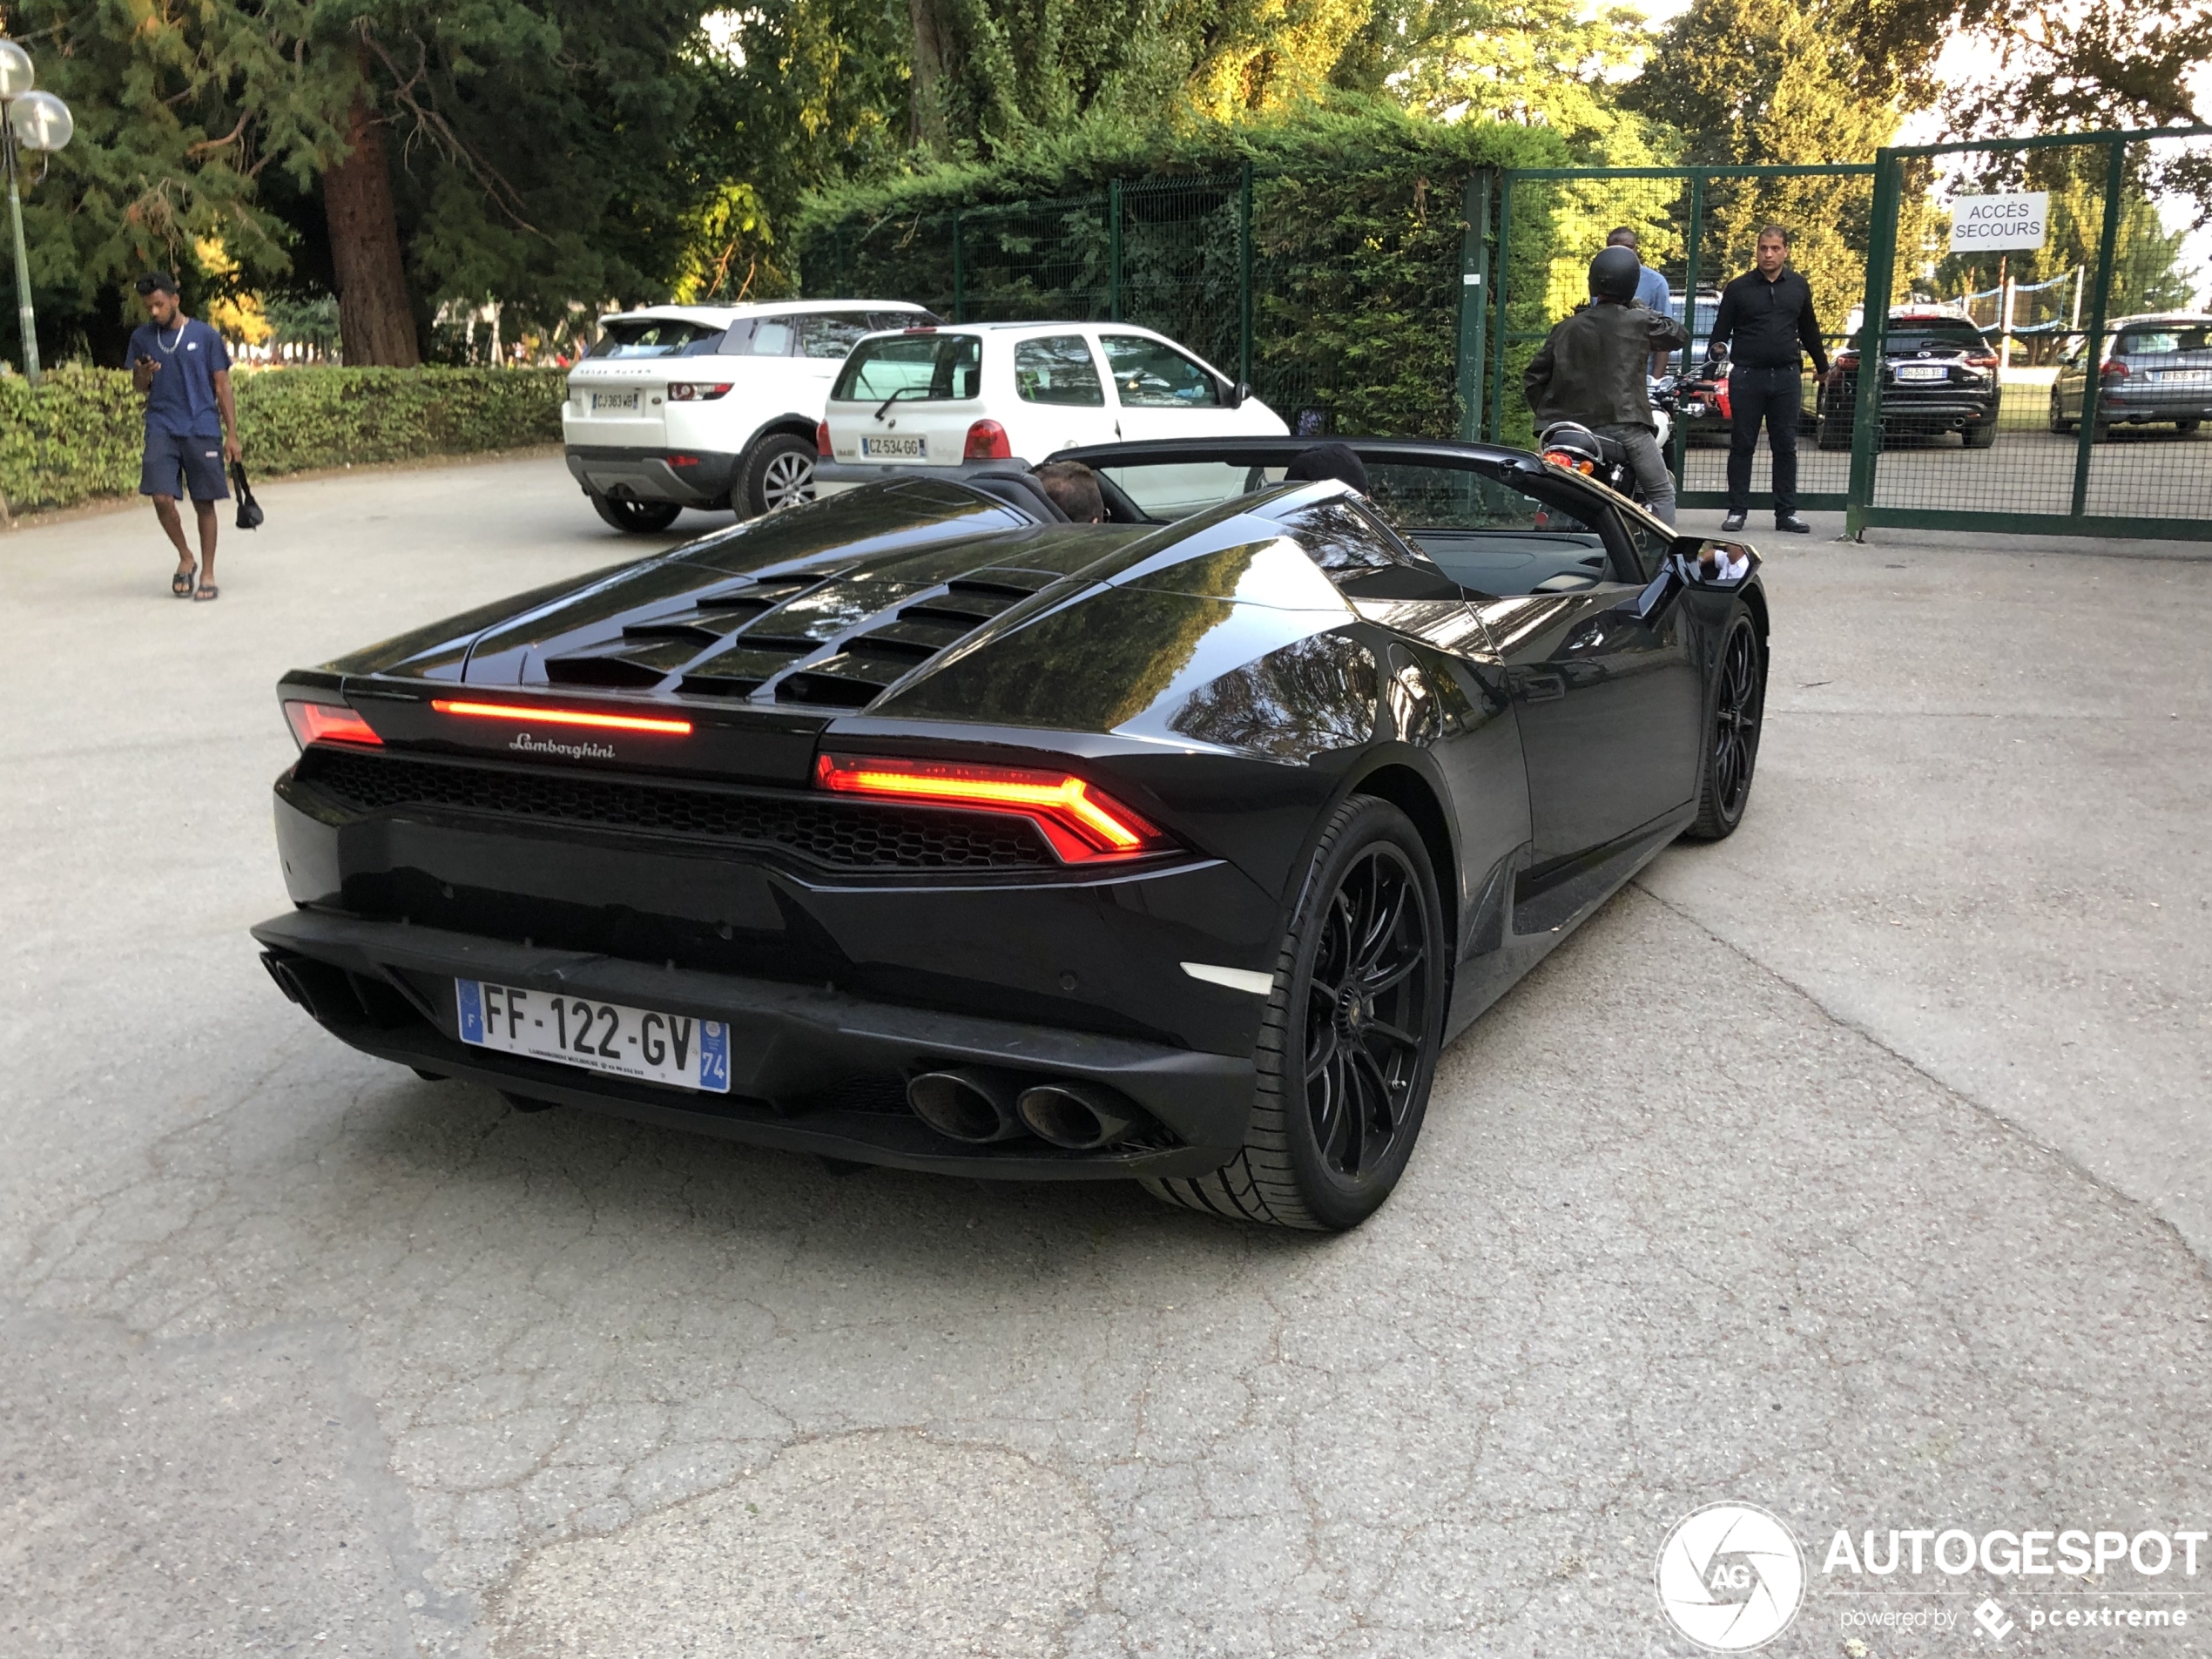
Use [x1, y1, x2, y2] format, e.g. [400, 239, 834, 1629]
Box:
[0, 365, 567, 517]
[796, 104, 1571, 440]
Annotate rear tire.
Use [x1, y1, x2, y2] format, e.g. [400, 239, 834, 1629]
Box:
[1961, 414, 1998, 448]
[2178, 420, 2202, 436]
[590, 492, 682, 534]
[1143, 796, 1446, 1231]
[742, 433, 819, 517]
[1815, 413, 1852, 450]
[1683, 607, 1764, 842]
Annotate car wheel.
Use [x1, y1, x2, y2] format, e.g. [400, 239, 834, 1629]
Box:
[1815, 412, 1852, 450]
[590, 492, 683, 534]
[1143, 795, 1446, 1231]
[1683, 607, 1764, 842]
[1961, 415, 1998, 448]
[2048, 401, 2073, 435]
[744, 434, 818, 517]
[2178, 420, 2202, 436]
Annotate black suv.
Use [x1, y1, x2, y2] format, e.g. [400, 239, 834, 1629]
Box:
[1815, 308, 2001, 449]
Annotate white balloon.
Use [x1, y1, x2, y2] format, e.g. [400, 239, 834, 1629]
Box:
[9, 89, 71, 152]
[0, 40, 33, 101]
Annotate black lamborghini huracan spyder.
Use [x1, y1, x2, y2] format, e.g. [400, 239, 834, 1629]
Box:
[253, 437, 1767, 1231]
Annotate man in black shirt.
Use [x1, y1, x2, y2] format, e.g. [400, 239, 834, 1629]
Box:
[1709, 225, 1827, 534]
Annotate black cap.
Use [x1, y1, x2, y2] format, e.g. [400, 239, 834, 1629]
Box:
[134, 272, 179, 297]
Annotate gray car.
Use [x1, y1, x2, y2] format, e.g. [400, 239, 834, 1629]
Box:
[2051, 312, 2212, 437]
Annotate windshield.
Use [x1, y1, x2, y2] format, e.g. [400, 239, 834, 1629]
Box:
[590, 318, 728, 358]
[831, 334, 983, 401]
[2116, 326, 2212, 356]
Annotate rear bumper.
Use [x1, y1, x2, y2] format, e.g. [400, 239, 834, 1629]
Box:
[564, 445, 740, 507]
[253, 908, 1252, 1180]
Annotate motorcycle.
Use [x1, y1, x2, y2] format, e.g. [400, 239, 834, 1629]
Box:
[1669, 341, 1732, 443]
[1535, 376, 1679, 512]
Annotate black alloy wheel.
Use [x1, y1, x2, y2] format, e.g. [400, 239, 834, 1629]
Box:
[744, 433, 819, 516]
[1686, 608, 1764, 840]
[1143, 795, 1446, 1231]
[590, 491, 683, 534]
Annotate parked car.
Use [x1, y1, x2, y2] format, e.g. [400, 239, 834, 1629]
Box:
[2051, 313, 2212, 437]
[813, 323, 1289, 501]
[563, 300, 940, 533]
[1815, 306, 2001, 450]
[254, 432, 1764, 1230]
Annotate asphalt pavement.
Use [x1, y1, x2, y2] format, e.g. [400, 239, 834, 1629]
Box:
[3, 456, 2209, 1658]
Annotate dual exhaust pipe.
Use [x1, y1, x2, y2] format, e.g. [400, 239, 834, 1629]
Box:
[906, 1068, 1146, 1151]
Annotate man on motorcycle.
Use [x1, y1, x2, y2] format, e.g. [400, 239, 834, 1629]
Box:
[1524, 246, 1691, 524]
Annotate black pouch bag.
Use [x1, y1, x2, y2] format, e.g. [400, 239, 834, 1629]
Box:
[232, 460, 265, 529]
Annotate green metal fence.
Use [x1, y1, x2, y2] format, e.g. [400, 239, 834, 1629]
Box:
[1848, 126, 2212, 542]
[803, 130, 2211, 542]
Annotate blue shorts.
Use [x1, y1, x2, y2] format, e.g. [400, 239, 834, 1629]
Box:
[141, 429, 229, 502]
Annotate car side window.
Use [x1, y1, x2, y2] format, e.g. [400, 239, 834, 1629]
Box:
[722, 318, 796, 357]
[869, 310, 937, 333]
[1014, 336, 1104, 406]
[1364, 463, 1622, 596]
[799, 313, 873, 360]
[1618, 510, 1674, 582]
[1100, 334, 1223, 408]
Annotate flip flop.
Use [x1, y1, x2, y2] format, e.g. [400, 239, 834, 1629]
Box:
[172, 565, 197, 597]
[192, 583, 219, 603]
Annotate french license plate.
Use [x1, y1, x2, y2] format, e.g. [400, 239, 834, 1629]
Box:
[591, 389, 641, 413]
[1894, 364, 1948, 381]
[456, 979, 730, 1093]
[861, 435, 927, 458]
[2153, 368, 2210, 383]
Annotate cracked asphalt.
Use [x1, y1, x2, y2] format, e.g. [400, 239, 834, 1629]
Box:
[3, 457, 2209, 1657]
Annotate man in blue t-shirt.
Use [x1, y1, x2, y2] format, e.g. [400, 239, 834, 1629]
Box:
[128, 272, 242, 601]
[1606, 227, 1677, 377]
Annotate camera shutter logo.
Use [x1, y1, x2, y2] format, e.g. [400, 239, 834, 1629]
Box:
[1655, 1502, 1806, 1650]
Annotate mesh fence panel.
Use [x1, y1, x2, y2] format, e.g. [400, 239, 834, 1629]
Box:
[1865, 133, 2212, 525]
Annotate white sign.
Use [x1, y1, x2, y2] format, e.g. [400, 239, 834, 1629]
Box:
[1950, 192, 2049, 253]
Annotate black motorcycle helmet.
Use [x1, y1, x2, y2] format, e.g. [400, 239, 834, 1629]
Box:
[1588, 245, 1641, 304]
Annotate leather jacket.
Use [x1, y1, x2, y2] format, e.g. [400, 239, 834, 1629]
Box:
[1523, 300, 1689, 432]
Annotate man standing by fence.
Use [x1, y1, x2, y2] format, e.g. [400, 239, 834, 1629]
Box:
[128, 272, 240, 600]
[1710, 225, 1826, 535]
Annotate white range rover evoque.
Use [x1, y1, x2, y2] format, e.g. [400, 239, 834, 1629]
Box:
[813, 322, 1289, 499]
[563, 299, 939, 533]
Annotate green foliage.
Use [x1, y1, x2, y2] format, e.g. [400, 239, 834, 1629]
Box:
[798, 105, 1566, 438]
[0, 368, 563, 516]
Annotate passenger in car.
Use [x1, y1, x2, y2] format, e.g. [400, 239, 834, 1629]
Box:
[1284, 442, 1371, 494]
[1032, 460, 1106, 523]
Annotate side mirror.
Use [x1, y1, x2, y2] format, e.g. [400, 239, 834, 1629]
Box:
[1224, 379, 1251, 408]
[1669, 536, 1760, 588]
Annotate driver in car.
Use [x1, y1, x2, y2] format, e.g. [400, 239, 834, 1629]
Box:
[1523, 246, 1690, 524]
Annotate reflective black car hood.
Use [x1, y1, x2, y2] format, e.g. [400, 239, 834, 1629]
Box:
[329, 476, 1363, 741]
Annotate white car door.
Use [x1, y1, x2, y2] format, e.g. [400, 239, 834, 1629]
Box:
[1097, 331, 1247, 441]
[1007, 333, 1119, 458]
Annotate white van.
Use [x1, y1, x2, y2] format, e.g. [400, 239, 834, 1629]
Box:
[563, 300, 939, 532]
[814, 322, 1287, 499]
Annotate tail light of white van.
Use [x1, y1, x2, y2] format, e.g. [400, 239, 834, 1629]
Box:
[816, 421, 833, 456]
[964, 420, 1012, 460]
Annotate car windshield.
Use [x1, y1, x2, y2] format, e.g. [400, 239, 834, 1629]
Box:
[590, 318, 727, 358]
[1878, 320, 1988, 354]
[831, 334, 983, 401]
[1088, 451, 1618, 596]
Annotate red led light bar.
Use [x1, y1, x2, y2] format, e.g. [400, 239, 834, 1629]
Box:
[284, 700, 383, 750]
[814, 752, 1171, 863]
[431, 700, 693, 736]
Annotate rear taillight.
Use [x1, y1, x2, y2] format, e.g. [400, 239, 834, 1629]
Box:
[815, 420, 833, 457]
[283, 700, 382, 751]
[814, 752, 1174, 864]
[431, 699, 692, 736]
[1966, 354, 2000, 368]
[2101, 360, 2128, 379]
[1834, 351, 1859, 370]
[963, 420, 1012, 461]
[666, 382, 733, 401]
[1541, 449, 1595, 475]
